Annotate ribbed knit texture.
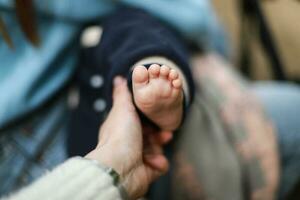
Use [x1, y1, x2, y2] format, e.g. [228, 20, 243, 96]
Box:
[2, 157, 123, 200]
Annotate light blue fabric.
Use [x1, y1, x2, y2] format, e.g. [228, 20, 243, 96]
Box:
[0, 15, 79, 128]
[0, 0, 226, 129]
[0, 96, 68, 195]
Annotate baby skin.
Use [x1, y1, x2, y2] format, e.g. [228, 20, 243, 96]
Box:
[132, 64, 183, 131]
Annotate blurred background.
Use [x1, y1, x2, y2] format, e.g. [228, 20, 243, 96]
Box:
[212, 0, 300, 82]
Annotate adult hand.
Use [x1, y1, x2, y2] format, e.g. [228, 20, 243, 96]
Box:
[85, 76, 171, 199]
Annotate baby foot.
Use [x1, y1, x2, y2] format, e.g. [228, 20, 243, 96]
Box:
[132, 64, 183, 131]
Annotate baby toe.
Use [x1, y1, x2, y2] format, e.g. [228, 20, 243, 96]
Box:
[168, 69, 179, 80]
[160, 65, 170, 78]
[133, 65, 149, 84]
[148, 64, 160, 79]
[172, 78, 182, 89]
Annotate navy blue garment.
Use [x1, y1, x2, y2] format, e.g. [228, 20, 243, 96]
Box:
[67, 7, 195, 156]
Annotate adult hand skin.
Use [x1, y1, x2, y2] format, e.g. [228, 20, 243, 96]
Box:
[85, 76, 171, 199]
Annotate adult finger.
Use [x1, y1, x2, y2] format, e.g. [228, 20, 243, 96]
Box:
[143, 133, 164, 155]
[143, 134, 168, 171]
[142, 125, 173, 145]
[154, 131, 173, 145]
[112, 76, 133, 108]
[144, 154, 169, 178]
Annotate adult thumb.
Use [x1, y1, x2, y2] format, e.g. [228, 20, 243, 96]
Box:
[112, 76, 133, 107]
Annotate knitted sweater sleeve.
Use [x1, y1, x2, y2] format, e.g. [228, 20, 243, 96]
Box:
[2, 157, 127, 200]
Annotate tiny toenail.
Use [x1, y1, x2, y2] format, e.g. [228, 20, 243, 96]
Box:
[170, 70, 178, 79]
[150, 64, 159, 68]
[161, 65, 169, 74]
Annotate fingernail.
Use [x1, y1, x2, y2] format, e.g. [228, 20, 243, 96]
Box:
[114, 76, 123, 86]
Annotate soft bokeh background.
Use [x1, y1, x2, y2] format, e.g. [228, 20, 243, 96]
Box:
[211, 0, 300, 81]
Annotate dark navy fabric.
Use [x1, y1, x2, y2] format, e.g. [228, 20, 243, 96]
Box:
[67, 7, 195, 157]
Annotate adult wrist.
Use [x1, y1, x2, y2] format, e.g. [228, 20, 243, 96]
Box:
[83, 155, 130, 199]
[85, 148, 122, 176]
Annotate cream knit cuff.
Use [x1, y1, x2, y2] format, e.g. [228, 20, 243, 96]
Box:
[3, 157, 127, 200]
